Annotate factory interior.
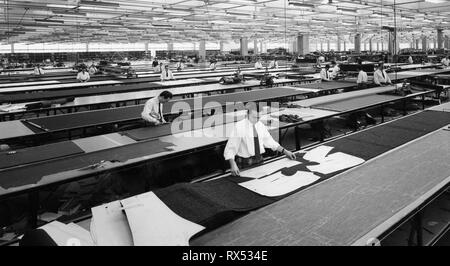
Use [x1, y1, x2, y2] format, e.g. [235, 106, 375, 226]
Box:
[0, 0, 449, 247]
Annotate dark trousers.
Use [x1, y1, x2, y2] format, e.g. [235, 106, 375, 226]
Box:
[235, 156, 262, 169]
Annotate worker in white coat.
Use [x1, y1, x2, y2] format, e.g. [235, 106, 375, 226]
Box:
[320, 65, 331, 81]
[141, 91, 173, 125]
[356, 65, 369, 89]
[373, 63, 392, 86]
[224, 105, 296, 176]
[160, 65, 175, 81]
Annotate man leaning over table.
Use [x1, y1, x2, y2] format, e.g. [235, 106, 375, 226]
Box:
[224, 105, 296, 176]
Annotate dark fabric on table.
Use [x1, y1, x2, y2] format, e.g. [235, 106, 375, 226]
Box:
[297, 81, 356, 91]
[154, 178, 275, 229]
[0, 139, 174, 190]
[312, 94, 401, 112]
[26, 105, 143, 131]
[0, 78, 216, 103]
[23, 88, 302, 132]
[123, 115, 240, 141]
[19, 229, 57, 246]
[0, 141, 84, 169]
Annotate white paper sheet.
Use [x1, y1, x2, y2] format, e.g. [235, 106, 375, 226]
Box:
[307, 152, 365, 174]
[303, 146, 334, 163]
[240, 158, 301, 179]
[90, 201, 134, 246]
[120, 192, 205, 246]
[41, 221, 94, 246]
[240, 171, 320, 197]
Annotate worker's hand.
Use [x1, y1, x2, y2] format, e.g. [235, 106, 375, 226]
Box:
[284, 149, 297, 160]
[230, 160, 240, 176]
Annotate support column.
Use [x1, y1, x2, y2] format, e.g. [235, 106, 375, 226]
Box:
[320, 42, 323, 51]
[167, 42, 173, 51]
[10, 43, 14, 54]
[240, 37, 248, 56]
[354, 34, 361, 53]
[296, 34, 310, 55]
[445, 36, 450, 49]
[219, 41, 224, 52]
[422, 37, 427, 51]
[415, 39, 420, 49]
[199, 40, 206, 60]
[343, 41, 346, 51]
[388, 31, 395, 55]
[145, 42, 149, 54]
[369, 38, 373, 51]
[259, 41, 263, 54]
[377, 42, 380, 51]
[86, 43, 89, 53]
[254, 39, 258, 55]
[327, 39, 330, 51]
[337, 35, 342, 52]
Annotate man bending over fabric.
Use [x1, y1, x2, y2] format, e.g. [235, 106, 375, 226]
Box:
[224, 105, 296, 176]
[141, 91, 173, 126]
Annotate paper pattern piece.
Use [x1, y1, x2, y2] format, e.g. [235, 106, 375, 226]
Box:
[307, 152, 365, 174]
[90, 201, 134, 246]
[120, 192, 205, 246]
[240, 171, 320, 197]
[238, 145, 365, 197]
[41, 221, 94, 246]
[240, 158, 300, 179]
[303, 145, 334, 163]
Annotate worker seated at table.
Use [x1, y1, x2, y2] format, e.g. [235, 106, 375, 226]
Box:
[254, 59, 263, 69]
[356, 65, 368, 90]
[33, 65, 45, 75]
[175, 60, 185, 71]
[408, 55, 414, 64]
[209, 60, 217, 71]
[224, 105, 296, 176]
[76, 68, 90, 83]
[320, 64, 331, 82]
[269, 59, 279, 69]
[160, 65, 175, 81]
[441, 56, 450, 68]
[126, 66, 136, 78]
[88, 64, 97, 75]
[329, 61, 340, 80]
[141, 91, 173, 126]
[373, 63, 392, 86]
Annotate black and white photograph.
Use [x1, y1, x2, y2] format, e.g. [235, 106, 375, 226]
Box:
[0, 0, 449, 255]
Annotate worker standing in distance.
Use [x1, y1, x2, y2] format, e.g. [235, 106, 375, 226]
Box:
[160, 64, 175, 82]
[141, 91, 173, 126]
[269, 59, 278, 69]
[76, 68, 90, 83]
[254, 58, 263, 69]
[320, 65, 331, 82]
[356, 65, 368, 90]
